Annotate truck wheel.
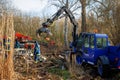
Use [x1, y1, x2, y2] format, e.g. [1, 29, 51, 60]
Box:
[76, 53, 82, 65]
[97, 59, 110, 77]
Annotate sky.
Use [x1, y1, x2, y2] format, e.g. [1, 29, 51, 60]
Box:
[11, 0, 81, 18]
[12, 0, 57, 17]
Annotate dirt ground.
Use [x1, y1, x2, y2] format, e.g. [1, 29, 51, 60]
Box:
[13, 44, 120, 80]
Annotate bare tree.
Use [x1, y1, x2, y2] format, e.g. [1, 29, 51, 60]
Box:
[86, 0, 120, 45]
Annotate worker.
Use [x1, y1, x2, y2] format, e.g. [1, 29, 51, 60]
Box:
[6, 37, 11, 51]
[15, 39, 20, 48]
[34, 41, 41, 63]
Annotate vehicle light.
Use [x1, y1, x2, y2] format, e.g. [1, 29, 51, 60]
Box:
[118, 66, 120, 69]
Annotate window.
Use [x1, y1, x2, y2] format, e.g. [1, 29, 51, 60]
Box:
[76, 35, 84, 48]
[96, 38, 107, 48]
[84, 36, 89, 48]
[90, 35, 94, 48]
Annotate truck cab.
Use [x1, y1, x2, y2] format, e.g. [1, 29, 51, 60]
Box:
[75, 32, 117, 77]
[76, 33, 109, 63]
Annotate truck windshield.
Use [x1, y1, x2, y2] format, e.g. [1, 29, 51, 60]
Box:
[96, 38, 107, 48]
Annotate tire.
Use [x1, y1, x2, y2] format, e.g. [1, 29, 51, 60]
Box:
[97, 59, 110, 77]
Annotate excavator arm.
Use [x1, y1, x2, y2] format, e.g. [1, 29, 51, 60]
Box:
[36, 6, 78, 44]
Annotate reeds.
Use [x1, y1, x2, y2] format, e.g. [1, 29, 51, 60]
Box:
[0, 12, 15, 80]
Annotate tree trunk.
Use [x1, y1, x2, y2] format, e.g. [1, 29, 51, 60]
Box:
[80, 0, 87, 32]
[64, 16, 68, 48]
[64, 0, 69, 48]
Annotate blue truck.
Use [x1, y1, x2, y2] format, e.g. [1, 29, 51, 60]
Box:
[75, 32, 120, 77]
[36, 6, 120, 77]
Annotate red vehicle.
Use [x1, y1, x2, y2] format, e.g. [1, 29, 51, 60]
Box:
[15, 32, 32, 42]
[15, 32, 35, 49]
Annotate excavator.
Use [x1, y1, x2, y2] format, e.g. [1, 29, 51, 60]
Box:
[36, 6, 78, 47]
[36, 6, 120, 77]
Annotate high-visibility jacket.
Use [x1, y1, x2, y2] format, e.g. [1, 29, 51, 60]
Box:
[34, 41, 41, 55]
